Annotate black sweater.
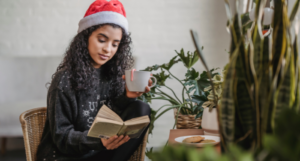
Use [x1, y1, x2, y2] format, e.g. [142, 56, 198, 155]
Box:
[36, 68, 136, 161]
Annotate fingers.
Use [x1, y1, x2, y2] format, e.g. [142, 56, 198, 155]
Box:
[145, 86, 150, 93]
[106, 135, 130, 150]
[111, 136, 130, 149]
[102, 135, 117, 147]
[135, 91, 143, 97]
[122, 75, 125, 80]
[148, 78, 153, 86]
[108, 135, 124, 150]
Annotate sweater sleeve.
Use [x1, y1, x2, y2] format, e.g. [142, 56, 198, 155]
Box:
[47, 87, 105, 155]
[111, 89, 137, 111]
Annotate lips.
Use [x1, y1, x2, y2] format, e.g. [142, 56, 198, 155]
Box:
[99, 54, 109, 60]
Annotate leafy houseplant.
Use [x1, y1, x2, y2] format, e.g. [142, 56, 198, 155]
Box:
[201, 73, 224, 135]
[218, 0, 300, 152]
[138, 49, 219, 134]
[202, 74, 224, 110]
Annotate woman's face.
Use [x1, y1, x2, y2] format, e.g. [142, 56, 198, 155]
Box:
[88, 25, 123, 68]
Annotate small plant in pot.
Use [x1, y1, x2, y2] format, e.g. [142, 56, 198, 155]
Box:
[141, 48, 220, 159]
[138, 48, 220, 135]
[201, 73, 223, 136]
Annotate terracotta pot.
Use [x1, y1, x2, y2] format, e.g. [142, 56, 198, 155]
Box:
[201, 108, 219, 136]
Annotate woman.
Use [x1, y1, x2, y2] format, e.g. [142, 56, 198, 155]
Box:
[36, 0, 151, 160]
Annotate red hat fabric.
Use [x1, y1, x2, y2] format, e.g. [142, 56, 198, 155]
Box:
[78, 0, 128, 34]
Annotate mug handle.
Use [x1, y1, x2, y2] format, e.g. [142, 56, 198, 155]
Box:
[149, 76, 157, 88]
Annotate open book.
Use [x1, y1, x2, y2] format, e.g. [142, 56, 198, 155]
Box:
[87, 105, 150, 139]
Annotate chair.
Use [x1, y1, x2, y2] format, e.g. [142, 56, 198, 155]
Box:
[20, 107, 149, 161]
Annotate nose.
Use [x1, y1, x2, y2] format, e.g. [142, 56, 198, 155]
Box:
[103, 44, 112, 53]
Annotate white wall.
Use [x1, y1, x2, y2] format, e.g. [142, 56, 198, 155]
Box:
[0, 0, 230, 148]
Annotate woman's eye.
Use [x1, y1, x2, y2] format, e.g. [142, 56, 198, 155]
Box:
[98, 39, 105, 43]
[113, 44, 118, 47]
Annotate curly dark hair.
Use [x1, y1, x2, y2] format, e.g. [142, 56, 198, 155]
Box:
[51, 23, 134, 99]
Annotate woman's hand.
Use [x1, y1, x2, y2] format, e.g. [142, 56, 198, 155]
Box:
[101, 135, 130, 150]
[122, 74, 153, 98]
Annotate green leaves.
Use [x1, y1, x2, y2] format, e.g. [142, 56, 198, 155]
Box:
[289, 0, 300, 22]
[272, 53, 295, 129]
[194, 68, 219, 96]
[175, 48, 199, 69]
[142, 55, 181, 72]
[153, 71, 170, 86]
[272, 0, 287, 81]
[220, 47, 239, 145]
[261, 108, 300, 161]
[138, 85, 156, 104]
[205, 75, 223, 102]
[151, 144, 254, 161]
[145, 147, 154, 160]
[148, 108, 157, 136]
[161, 55, 180, 70]
[143, 64, 160, 72]
[188, 93, 208, 118]
[139, 48, 218, 145]
[183, 68, 200, 94]
[220, 0, 300, 154]
[185, 67, 199, 80]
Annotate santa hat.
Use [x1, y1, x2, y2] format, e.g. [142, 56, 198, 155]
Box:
[78, 0, 128, 34]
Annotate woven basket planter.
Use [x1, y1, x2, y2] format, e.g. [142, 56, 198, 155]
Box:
[173, 109, 202, 129]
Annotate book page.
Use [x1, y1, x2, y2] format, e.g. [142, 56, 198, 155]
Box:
[96, 105, 123, 122]
[117, 125, 128, 136]
[94, 117, 123, 125]
[120, 122, 149, 138]
[87, 121, 123, 138]
[124, 115, 150, 125]
[121, 115, 150, 138]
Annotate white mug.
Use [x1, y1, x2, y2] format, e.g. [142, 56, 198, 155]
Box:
[125, 70, 157, 92]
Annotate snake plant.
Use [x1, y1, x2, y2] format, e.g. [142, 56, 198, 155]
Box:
[217, 0, 300, 152]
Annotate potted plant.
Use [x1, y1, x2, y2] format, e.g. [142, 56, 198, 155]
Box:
[138, 49, 220, 135]
[216, 0, 300, 152]
[201, 73, 223, 136]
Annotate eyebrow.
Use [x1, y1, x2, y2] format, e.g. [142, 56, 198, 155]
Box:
[98, 33, 120, 42]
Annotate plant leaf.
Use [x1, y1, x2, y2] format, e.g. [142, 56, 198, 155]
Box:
[148, 108, 157, 136]
[289, 0, 300, 22]
[175, 49, 199, 69]
[272, 0, 287, 84]
[152, 96, 179, 105]
[155, 105, 181, 121]
[182, 68, 200, 94]
[272, 51, 295, 129]
[161, 55, 179, 71]
[153, 71, 170, 86]
[220, 44, 239, 145]
[194, 68, 219, 96]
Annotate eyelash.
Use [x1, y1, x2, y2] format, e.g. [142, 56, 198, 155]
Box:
[98, 39, 118, 47]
